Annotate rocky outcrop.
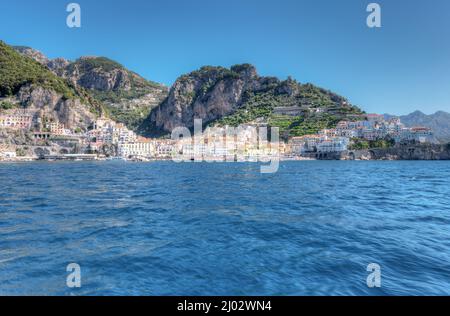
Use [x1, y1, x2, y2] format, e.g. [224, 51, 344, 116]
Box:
[62, 57, 132, 92]
[1, 42, 100, 131]
[10, 43, 359, 138]
[80, 66, 130, 91]
[143, 64, 357, 136]
[63, 57, 167, 98]
[57, 56, 168, 130]
[13, 46, 72, 77]
[340, 144, 450, 160]
[0, 129, 34, 146]
[12, 45, 168, 131]
[13, 46, 50, 65]
[17, 84, 96, 130]
[47, 58, 71, 77]
[145, 65, 254, 133]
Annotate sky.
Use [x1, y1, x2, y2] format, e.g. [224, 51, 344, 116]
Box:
[1, 0, 449, 115]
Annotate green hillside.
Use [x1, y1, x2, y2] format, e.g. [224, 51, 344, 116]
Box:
[0, 41, 76, 99]
[215, 80, 364, 138]
[65, 56, 168, 129]
[67, 57, 166, 103]
[145, 64, 364, 138]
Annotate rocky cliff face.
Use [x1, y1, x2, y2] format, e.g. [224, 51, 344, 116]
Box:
[17, 84, 96, 130]
[13, 46, 50, 65]
[13, 46, 70, 77]
[147, 65, 253, 133]
[1, 42, 101, 131]
[57, 57, 168, 130]
[344, 144, 450, 160]
[312, 143, 450, 160]
[62, 57, 133, 92]
[47, 58, 71, 77]
[13, 45, 168, 131]
[11, 45, 360, 138]
[142, 64, 360, 136]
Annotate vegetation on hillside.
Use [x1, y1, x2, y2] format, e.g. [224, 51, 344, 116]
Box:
[68, 57, 165, 103]
[214, 80, 364, 139]
[268, 113, 343, 138]
[349, 138, 395, 150]
[67, 57, 124, 73]
[175, 66, 242, 104]
[105, 106, 152, 131]
[0, 100, 16, 110]
[180, 66, 240, 83]
[0, 41, 76, 99]
[64, 56, 167, 129]
[0, 41, 104, 117]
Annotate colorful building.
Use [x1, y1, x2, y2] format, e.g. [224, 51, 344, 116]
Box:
[0, 111, 33, 130]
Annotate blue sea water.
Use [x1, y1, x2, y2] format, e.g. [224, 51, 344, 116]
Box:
[0, 161, 450, 296]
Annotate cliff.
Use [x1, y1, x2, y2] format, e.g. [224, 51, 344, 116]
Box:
[13, 45, 168, 131]
[142, 64, 363, 137]
[314, 143, 450, 160]
[1, 41, 101, 130]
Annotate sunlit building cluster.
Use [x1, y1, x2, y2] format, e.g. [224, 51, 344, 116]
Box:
[289, 114, 434, 156]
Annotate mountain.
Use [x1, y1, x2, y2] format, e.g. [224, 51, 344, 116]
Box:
[385, 111, 450, 143]
[142, 64, 363, 138]
[13, 46, 168, 131]
[13, 46, 50, 65]
[59, 57, 168, 130]
[0, 41, 102, 130]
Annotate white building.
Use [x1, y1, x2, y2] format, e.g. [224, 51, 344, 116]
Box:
[154, 141, 175, 158]
[336, 115, 419, 143]
[394, 127, 433, 143]
[118, 140, 154, 158]
[316, 137, 349, 153]
[0, 151, 17, 159]
[290, 135, 329, 155]
[89, 119, 137, 145]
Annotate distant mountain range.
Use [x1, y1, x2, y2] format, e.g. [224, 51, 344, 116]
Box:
[385, 111, 450, 143]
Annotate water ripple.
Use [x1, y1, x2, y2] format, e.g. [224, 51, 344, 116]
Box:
[0, 161, 450, 295]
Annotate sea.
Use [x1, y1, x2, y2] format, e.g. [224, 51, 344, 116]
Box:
[1, 161, 450, 295]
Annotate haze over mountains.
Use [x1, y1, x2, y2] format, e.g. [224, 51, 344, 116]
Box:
[385, 111, 450, 142]
[2, 40, 449, 143]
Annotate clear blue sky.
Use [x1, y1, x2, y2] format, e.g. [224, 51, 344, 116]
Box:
[1, 0, 449, 115]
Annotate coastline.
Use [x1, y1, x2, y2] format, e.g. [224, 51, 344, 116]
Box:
[2, 141, 450, 163]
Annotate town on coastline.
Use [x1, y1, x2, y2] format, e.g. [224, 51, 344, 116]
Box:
[1, 108, 447, 162]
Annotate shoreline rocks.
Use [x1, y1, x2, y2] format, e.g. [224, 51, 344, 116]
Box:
[315, 143, 450, 160]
